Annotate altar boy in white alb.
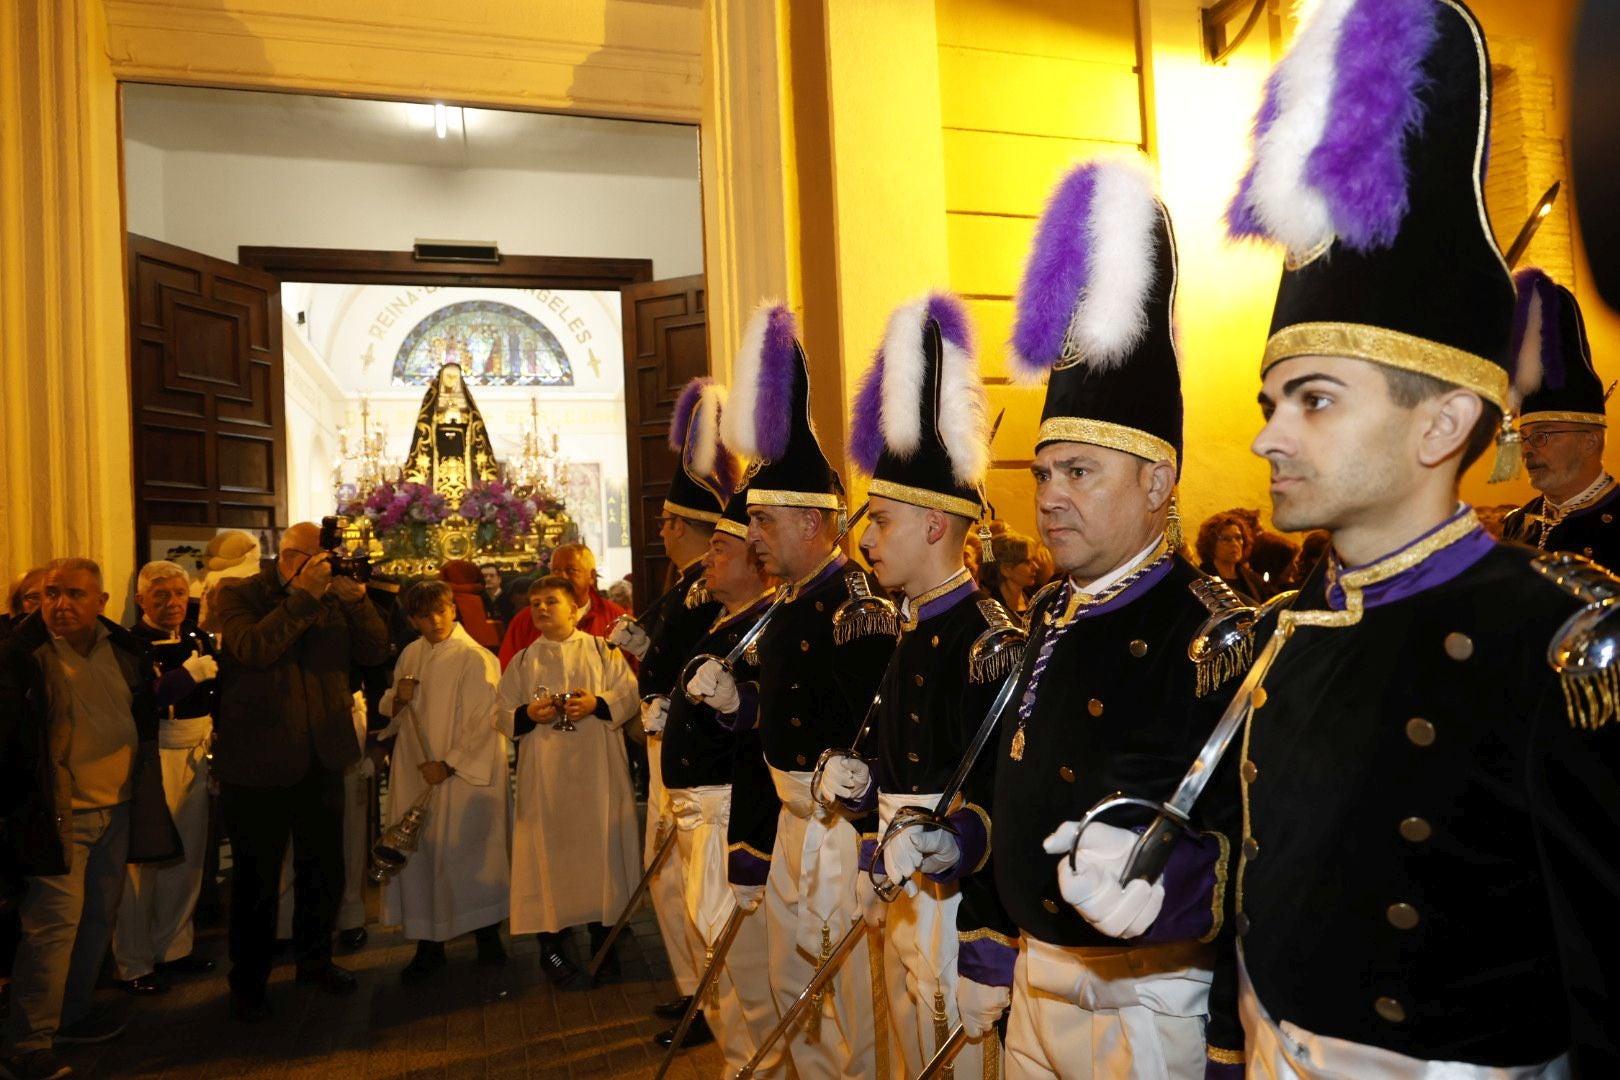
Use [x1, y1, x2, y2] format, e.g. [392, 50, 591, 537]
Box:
[377, 580, 511, 980]
[497, 575, 641, 981]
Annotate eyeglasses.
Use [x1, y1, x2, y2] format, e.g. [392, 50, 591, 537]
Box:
[1521, 428, 1591, 449]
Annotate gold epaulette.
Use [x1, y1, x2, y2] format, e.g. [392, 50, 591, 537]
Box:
[684, 577, 711, 609]
[1187, 577, 1258, 698]
[1532, 551, 1620, 730]
[968, 598, 1027, 684]
[832, 570, 899, 644]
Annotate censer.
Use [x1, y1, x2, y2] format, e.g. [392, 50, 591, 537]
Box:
[368, 676, 438, 885]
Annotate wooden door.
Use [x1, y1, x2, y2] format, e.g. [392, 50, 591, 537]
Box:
[621, 275, 707, 610]
[128, 234, 287, 564]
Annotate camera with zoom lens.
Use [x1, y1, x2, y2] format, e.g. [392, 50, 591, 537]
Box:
[318, 515, 373, 582]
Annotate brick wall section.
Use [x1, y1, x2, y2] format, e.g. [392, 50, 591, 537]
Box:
[1486, 37, 1575, 283]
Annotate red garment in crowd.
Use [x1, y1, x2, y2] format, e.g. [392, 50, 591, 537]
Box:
[497, 587, 629, 670]
[438, 560, 502, 648]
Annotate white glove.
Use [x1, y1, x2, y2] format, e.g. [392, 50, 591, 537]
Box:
[181, 653, 219, 683]
[855, 870, 886, 928]
[1041, 820, 1165, 939]
[879, 824, 960, 896]
[607, 620, 650, 659]
[732, 882, 765, 913]
[957, 977, 1011, 1039]
[641, 696, 669, 735]
[815, 754, 872, 804]
[686, 660, 740, 714]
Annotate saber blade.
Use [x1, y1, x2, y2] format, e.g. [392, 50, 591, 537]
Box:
[734, 918, 865, 1079]
[916, 1024, 968, 1080]
[585, 826, 678, 978]
[652, 906, 748, 1080]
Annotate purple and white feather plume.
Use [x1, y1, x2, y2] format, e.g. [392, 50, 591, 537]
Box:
[1012, 154, 1161, 377]
[722, 302, 800, 461]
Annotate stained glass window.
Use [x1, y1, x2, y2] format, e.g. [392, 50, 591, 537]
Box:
[392, 300, 574, 386]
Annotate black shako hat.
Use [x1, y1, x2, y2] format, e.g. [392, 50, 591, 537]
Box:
[1512, 268, 1608, 427]
[849, 293, 990, 519]
[663, 377, 740, 523]
[1012, 154, 1183, 474]
[720, 303, 845, 512]
[1227, 0, 1514, 426]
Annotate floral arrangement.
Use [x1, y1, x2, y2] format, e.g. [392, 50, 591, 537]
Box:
[355, 481, 451, 557]
[458, 480, 542, 547]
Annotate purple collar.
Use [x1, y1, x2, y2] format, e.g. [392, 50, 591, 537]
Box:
[1322, 508, 1493, 615]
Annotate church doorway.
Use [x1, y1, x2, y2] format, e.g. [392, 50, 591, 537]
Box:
[121, 85, 705, 605]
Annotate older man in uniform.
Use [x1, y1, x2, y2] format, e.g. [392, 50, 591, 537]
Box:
[1501, 268, 1620, 568]
[687, 303, 897, 1080]
[113, 560, 220, 995]
[814, 292, 1011, 1079]
[985, 156, 1250, 1079]
[1226, 0, 1620, 1074]
[610, 377, 734, 1036]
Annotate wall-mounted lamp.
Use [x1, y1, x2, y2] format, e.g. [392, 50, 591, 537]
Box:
[1503, 180, 1561, 268]
[1202, 0, 1269, 65]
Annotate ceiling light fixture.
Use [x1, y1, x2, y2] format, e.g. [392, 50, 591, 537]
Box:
[434, 102, 448, 139]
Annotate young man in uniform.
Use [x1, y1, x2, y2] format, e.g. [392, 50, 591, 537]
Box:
[814, 292, 1011, 1078]
[1226, 0, 1620, 1073]
[686, 303, 896, 1080]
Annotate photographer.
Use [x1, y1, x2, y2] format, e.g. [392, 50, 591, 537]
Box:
[212, 522, 388, 1021]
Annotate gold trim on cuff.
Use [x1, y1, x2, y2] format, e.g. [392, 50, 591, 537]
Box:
[1037, 417, 1177, 469]
[1263, 322, 1509, 410]
[867, 478, 982, 519]
[663, 499, 724, 524]
[958, 927, 1020, 949]
[1518, 411, 1606, 428]
[726, 840, 771, 862]
[1207, 1047, 1245, 1066]
[748, 488, 845, 510]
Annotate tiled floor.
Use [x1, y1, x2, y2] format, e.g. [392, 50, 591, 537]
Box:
[57, 912, 724, 1079]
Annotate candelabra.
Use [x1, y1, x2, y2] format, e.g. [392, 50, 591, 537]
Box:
[332, 394, 399, 503]
[503, 397, 569, 501]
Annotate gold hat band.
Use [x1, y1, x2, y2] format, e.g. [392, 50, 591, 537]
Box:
[1263, 322, 1509, 411]
[1036, 417, 1178, 470]
[746, 488, 845, 511]
[866, 478, 982, 520]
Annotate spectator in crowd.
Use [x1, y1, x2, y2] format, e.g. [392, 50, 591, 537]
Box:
[962, 535, 982, 580]
[1195, 509, 1270, 600]
[977, 531, 1040, 619]
[604, 577, 633, 611]
[112, 562, 220, 997]
[1, 558, 180, 1079]
[496, 575, 639, 982]
[194, 531, 261, 633]
[376, 581, 510, 981]
[4, 568, 45, 636]
[478, 563, 503, 610]
[437, 560, 501, 649]
[1247, 531, 1300, 595]
[1296, 529, 1333, 580]
[496, 543, 627, 669]
[212, 523, 389, 1022]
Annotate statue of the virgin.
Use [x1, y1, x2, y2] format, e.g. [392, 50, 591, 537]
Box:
[401, 363, 499, 504]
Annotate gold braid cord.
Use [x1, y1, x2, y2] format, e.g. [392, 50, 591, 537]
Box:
[1562, 668, 1620, 731]
[807, 925, 831, 1043]
[932, 990, 954, 1078]
[869, 926, 891, 1080]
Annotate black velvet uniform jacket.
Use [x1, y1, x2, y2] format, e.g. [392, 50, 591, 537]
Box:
[659, 593, 779, 887]
[989, 553, 1246, 1058]
[637, 558, 721, 702]
[1502, 483, 1620, 573]
[1237, 517, 1620, 1073]
[736, 550, 895, 773]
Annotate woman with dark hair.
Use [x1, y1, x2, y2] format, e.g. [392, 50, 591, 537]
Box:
[1195, 511, 1270, 601]
[978, 531, 1040, 618]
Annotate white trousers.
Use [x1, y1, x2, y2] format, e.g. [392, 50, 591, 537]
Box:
[113, 739, 211, 979]
[1004, 937, 1211, 1080]
[668, 785, 782, 1078]
[767, 769, 878, 1080]
[647, 738, 700, 995]
[278, 759, 370, 938]
[875, 792, 989, 1080]
[1238, 955, 1570, 1080]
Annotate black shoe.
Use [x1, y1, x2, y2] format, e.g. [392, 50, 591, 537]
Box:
[400, 950, 446, 984]
[229, 993, 272, 1023]
[653, 1012, 714, 1049]
[0, 1048, 73, 1079]
[535, 934, 578, 985]
[295, 963, 358, 996]
[53, 1006, 126, 1045]
[474, 928, 508, 968]
[338, 927, 368, 949]
[115, 975, 168, 996]
[154, 954, 215, 975]
[652, 995, 693, 1020]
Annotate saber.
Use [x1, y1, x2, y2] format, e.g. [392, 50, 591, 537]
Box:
[869, 600, 1037, 901]
[916, 1024, 969, 1080]
[651, 906, 749, 1080]
[681, 501, 871, 703]
[584, 824, 678, 978]
[606, 572, 696, 644]
[1069, 590, 1298, 883]
[733, 917, 866, 1079]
